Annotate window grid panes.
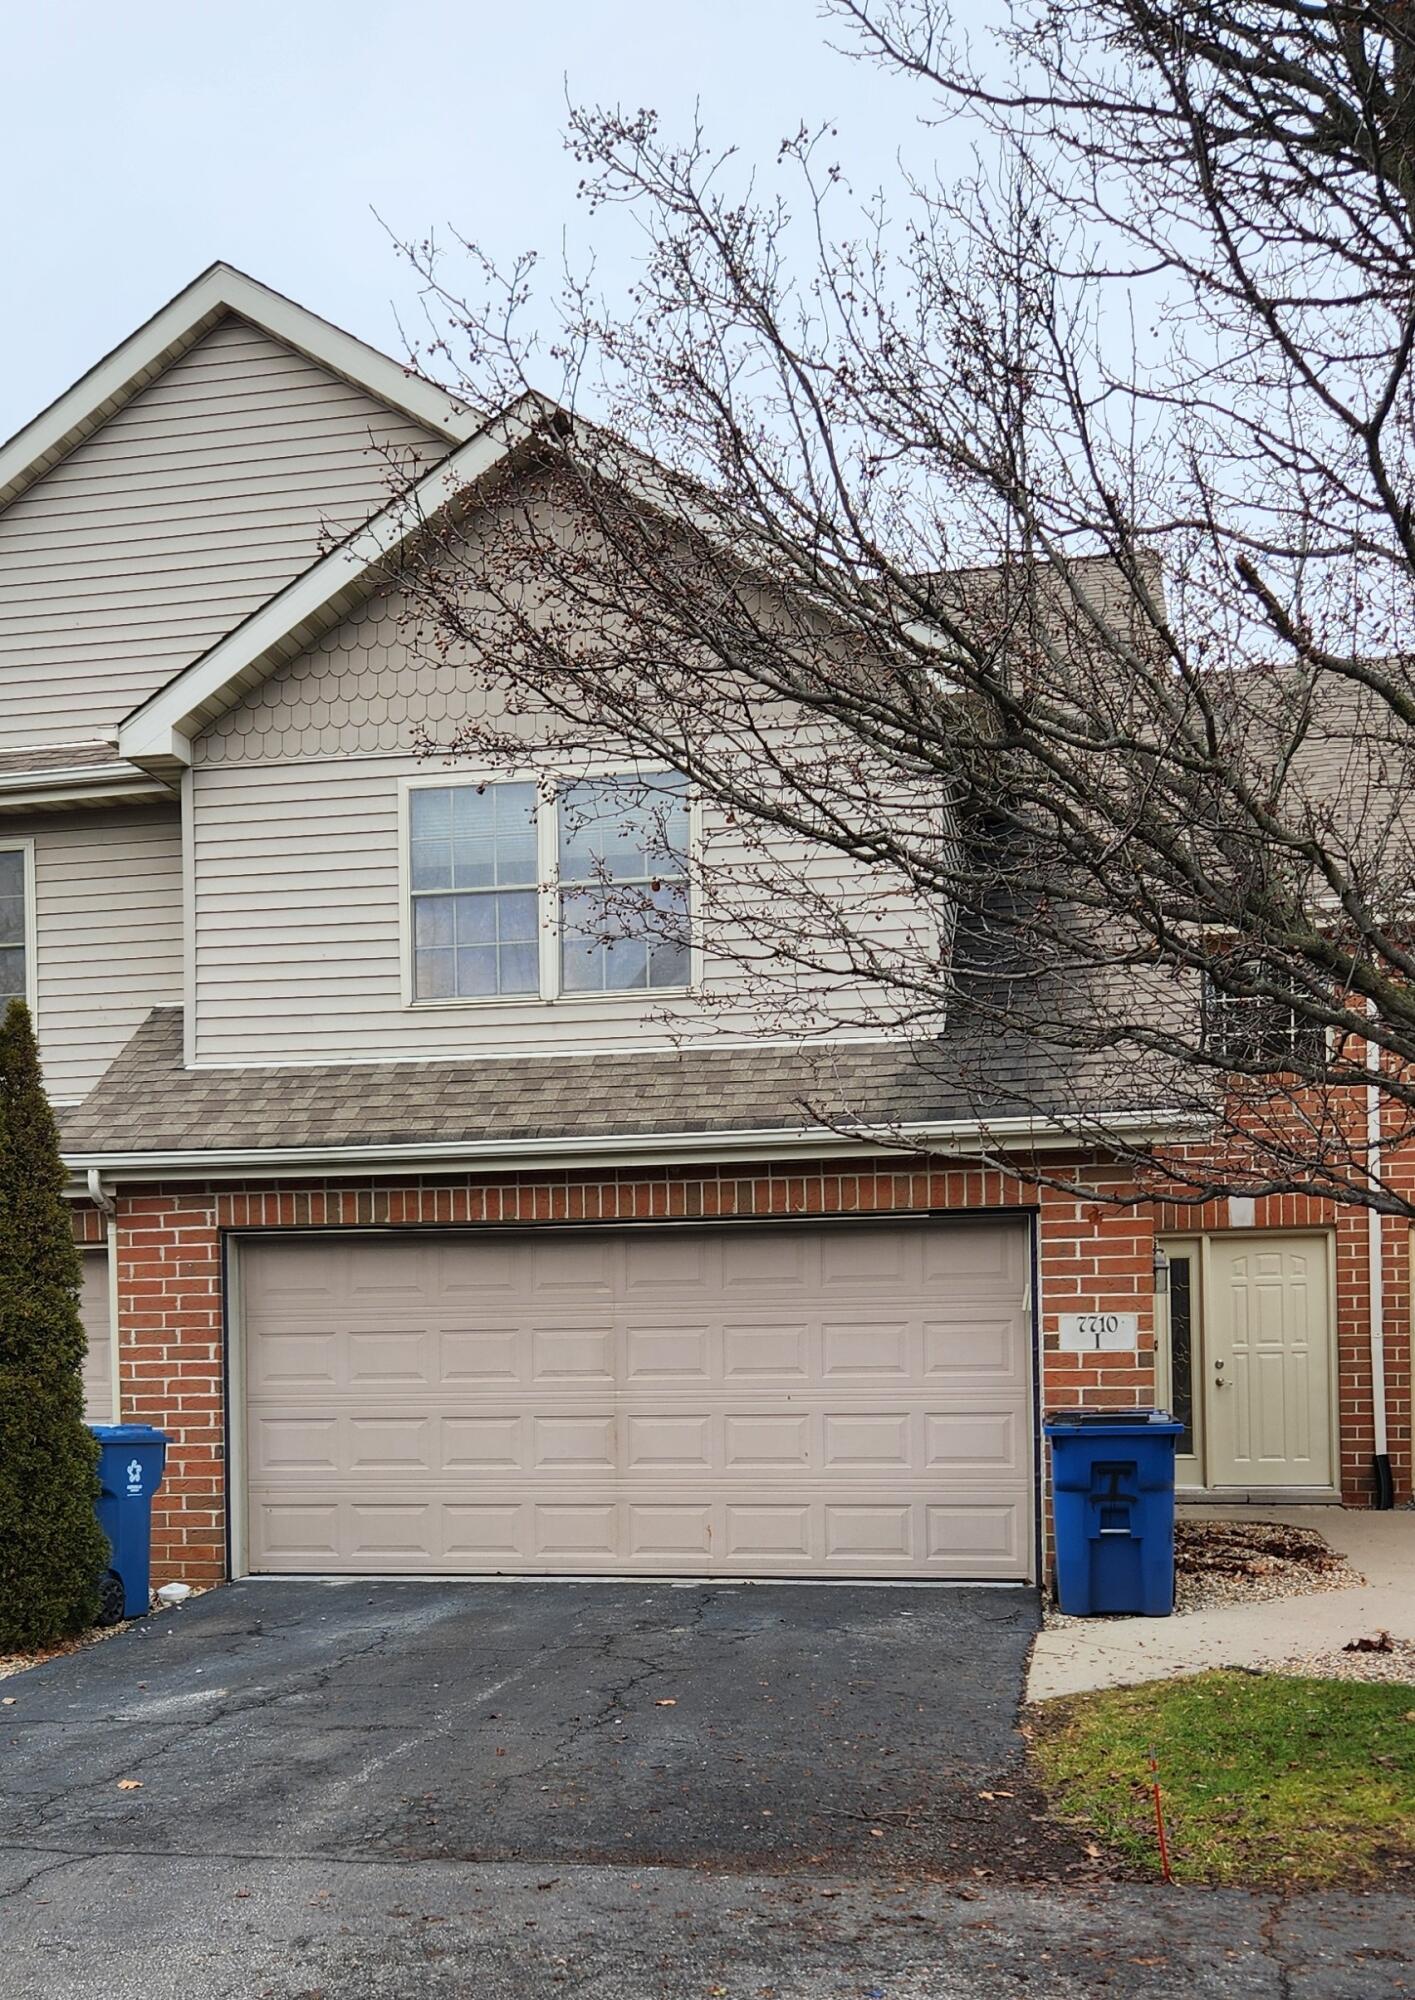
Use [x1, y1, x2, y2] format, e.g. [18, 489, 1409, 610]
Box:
[0, 849, 26, 1011]
[558, 779, 690, 993]
[410, 784, 539, 999]
[1202, 966, 1325, 1070]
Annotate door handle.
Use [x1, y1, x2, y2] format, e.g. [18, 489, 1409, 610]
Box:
[1213, 1359, 1227, 1388]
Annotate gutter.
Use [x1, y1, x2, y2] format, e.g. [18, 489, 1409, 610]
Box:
[62, 1107, 1211, 1185]
[0, 763, 174, 808]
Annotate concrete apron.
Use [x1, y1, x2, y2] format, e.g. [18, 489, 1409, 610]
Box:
[1027, 1505, 1415, 1702]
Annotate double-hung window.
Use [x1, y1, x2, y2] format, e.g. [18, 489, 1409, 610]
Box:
[406, 775, 691, 1003]
[559, 777, 690, 992]
[0, 845, 30, 1014]
[409, 783, 540, 1000]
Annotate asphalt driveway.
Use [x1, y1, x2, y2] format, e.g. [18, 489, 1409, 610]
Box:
[2, 1581, 1411, 1999]
[2, 1579, 1055, 1878]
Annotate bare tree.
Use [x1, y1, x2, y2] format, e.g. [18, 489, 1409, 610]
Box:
[386, 0, 1415, 1218]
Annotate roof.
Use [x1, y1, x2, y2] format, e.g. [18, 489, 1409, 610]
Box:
[60, 1007, 1196, 1176]
[0, 742, 119, 777]
[0, 262, 480, 516]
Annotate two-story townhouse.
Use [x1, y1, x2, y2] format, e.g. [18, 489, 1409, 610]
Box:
[1, 266, 1406, 1592]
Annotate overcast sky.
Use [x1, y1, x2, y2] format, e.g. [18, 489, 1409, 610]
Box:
[1, 1, 964, 442]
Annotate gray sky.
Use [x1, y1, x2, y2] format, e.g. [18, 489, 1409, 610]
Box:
[2, 0, 957, 441]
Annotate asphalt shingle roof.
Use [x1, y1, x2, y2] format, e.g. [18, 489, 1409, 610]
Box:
[59, 1006, 1149, 1160]
[0, 741, 124, 778]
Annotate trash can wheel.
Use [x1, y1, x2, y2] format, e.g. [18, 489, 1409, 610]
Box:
[96, 1570, 127, 1627]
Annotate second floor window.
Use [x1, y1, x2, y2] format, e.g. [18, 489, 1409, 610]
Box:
[0, 847, 28, 1012]
[410, 783, 539, 1000]
[407, 776, 691, 1004]
[1201, 964, 1326, 1071]
[559, 778, 690, 992]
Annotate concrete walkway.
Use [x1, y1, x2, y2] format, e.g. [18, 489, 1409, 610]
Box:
[1028, 1506, 1415, 1701]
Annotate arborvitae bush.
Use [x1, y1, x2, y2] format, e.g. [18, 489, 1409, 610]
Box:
[0, 1000, 106, 1649]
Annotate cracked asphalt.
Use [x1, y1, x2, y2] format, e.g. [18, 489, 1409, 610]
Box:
[0, 1580, 1411, 1998]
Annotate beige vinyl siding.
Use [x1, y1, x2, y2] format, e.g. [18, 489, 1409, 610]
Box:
[21, 807, 183, 1100]
[0, 316, 444, 747]
[190, 755, 909, 1067]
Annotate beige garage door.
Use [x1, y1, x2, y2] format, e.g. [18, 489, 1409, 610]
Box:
[80, 1249, 114, 1424]
[239, 1222, 1034, 1580]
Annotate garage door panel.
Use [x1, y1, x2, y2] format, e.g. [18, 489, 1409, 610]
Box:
[625, 1323, 713, 1380]
[439, 1325, 523, 1385]
[531, 1324, 616, 1381]
[726, 1502, 811, 1560]
[259, 1501, 341, 1564]
[822, 1412, 912, 1468]
[250, 1414, 340, 1475]
[722, 1322, 811, 1378]
[249, 1330, 341, 1394]
[926, 1501, 1024, 1564]
[242, 1221, 1033, 1580]
[625, 1413, 712, 1469]
[444, 1503, 523, 1558]
[444, 1416, 523, 1470]
[924, 1311, 1028, 1382]
[535, 1503, 619, 1558]
[820, 1319, 912, 1379]
[622, 1234, 715, 1293]
[825, 1503, 912, 1560]
[349, 1501, 435, 1558]
[921, 1223, 1028, 1285]
[347, 1328, 433, 1388]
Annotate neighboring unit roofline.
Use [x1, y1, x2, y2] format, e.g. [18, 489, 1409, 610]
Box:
[62, 1107, 1211, 1183]
[0, 761, 175, 809]
[116, 390, 555, 770]
[0, 260, 480, 514]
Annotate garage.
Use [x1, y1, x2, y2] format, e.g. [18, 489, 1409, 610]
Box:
[237, 1219, 1035, 1581]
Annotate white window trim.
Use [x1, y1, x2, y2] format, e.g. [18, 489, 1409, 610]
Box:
[398, 771, 699, 1011]
[0, 837, 37, 1023]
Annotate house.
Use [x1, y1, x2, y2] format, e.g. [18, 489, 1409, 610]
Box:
[1, 265, 1405, 1590]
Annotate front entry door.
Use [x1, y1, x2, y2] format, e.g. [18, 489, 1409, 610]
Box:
[1204, 1235, 1333, 1488]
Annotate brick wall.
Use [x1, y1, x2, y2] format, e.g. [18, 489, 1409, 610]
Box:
[88, 1150, 1407, 1588]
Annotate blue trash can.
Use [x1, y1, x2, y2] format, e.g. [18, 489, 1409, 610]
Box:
[90, 1424, 169, 1623]
[1044, 1410, 1183, 1617]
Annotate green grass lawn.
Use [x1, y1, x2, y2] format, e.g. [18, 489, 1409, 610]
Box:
[1032, 1670, 1415, 1886]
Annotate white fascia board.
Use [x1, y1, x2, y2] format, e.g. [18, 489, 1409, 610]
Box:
[62, 1108, 1209, 1184]
[117, 395, 548, 768]
[0, 261, 479, 513]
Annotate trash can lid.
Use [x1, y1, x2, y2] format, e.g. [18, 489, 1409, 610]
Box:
[88, 1423, 170, 1443]
[1043, 1407, 1183, 1433]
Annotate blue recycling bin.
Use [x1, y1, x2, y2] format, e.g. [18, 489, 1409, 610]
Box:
[1045, 1410, 1183, 1616]
[90, 1424, 169, 1623]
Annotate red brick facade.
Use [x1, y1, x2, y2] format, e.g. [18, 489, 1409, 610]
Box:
[71, 1151, 1410, 1588]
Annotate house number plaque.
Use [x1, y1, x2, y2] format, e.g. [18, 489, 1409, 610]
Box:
[1057, 1311, 1140, 1353]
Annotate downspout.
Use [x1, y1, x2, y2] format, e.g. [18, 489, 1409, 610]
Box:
[1366, 1021, 1395, 1508]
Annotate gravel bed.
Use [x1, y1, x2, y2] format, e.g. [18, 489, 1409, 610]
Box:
[1268, 1636, 1415, 1685]
[0, 1621, 125, 1682]
[1045, 1516, 1364, 1628]
[0, 1583, 216, 1682]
